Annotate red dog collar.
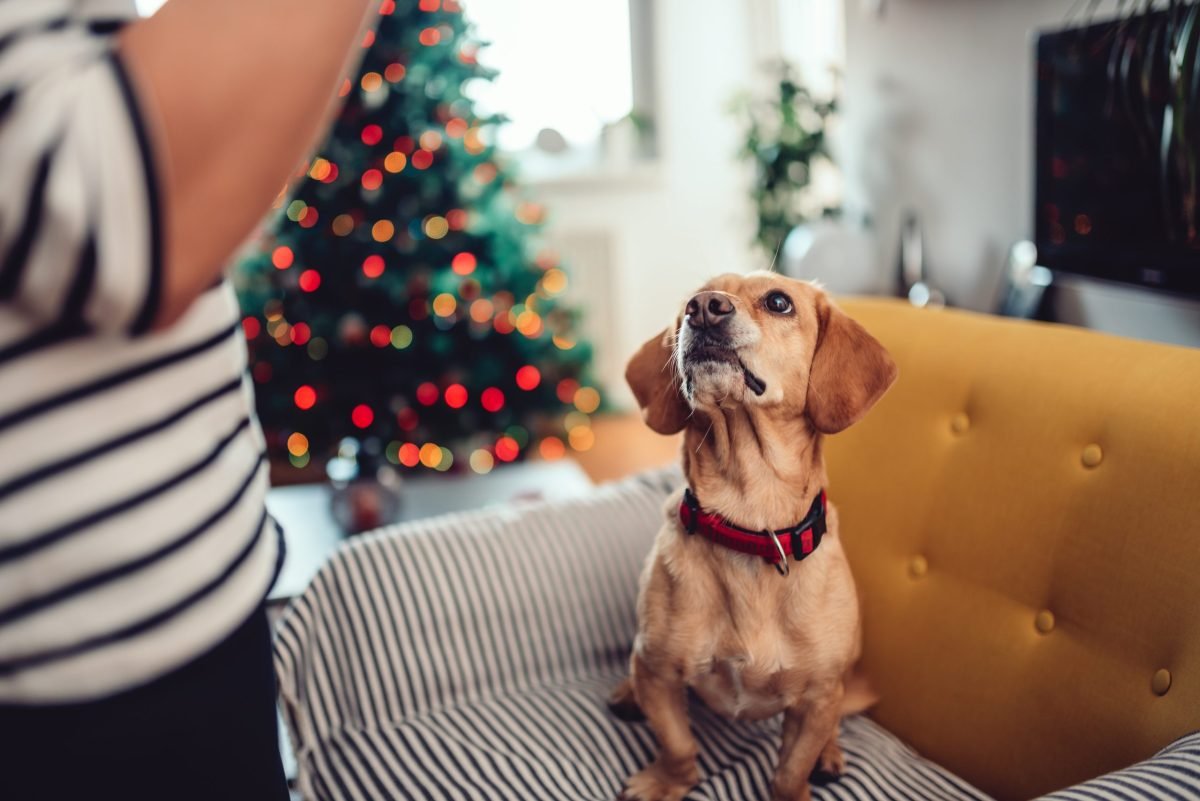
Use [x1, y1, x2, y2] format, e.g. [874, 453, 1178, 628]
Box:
[679, 487, 827, 576]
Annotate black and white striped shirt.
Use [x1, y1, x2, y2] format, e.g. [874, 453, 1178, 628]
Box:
[0, 0, 281, 703]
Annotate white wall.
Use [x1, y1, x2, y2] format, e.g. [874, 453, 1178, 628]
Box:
[537, 0, 761, 406]
[839, 0, 1200, 346]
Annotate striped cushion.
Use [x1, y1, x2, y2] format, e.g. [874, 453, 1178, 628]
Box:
[282, 467, 1191, 801]
[1036, 732, 1200, 800]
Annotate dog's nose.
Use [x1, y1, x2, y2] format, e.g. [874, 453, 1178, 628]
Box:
[686, 292, 735, 329]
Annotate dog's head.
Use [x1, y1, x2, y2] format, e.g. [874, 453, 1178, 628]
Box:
[625, 272, 898, 435]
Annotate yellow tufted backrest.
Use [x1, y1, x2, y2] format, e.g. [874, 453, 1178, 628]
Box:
[826, 298, 1200, 801]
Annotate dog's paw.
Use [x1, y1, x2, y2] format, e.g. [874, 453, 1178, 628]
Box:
[808, 740, 846, 786]
[618, 765, 695, 801]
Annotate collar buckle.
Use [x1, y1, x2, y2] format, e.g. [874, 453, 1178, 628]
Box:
[765, 529, 789, 577]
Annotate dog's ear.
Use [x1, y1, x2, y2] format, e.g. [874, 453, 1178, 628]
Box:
[625, 323, 690, 435]
[805, 299, 898, 434]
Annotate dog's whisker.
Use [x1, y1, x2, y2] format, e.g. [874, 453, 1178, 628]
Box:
[767, 237, 784, 274]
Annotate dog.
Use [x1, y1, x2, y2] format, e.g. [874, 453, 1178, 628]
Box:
[609, 272, 898, 801]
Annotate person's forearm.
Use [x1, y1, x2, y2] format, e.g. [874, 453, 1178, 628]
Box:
[119, 0, 376, 329]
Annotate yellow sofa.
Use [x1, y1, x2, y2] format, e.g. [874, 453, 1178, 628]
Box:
[827, 298, 1200, 800]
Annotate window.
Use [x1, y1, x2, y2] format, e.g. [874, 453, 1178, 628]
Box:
[465, 0, 655, 178]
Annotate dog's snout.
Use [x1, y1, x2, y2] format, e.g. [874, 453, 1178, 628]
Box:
[686, 292, 735, 330]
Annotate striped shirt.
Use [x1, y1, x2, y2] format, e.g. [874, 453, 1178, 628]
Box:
[0, 0, 281, 703]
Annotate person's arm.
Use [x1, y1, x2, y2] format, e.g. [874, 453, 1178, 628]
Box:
[120, 0, 376, 329]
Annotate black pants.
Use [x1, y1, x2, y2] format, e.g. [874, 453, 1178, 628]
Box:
[0, 607, 290, 801]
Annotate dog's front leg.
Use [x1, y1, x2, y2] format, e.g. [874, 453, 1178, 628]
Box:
[772, 682, 844, 801]
[619, 654, 699, 801]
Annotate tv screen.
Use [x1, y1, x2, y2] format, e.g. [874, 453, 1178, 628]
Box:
[1035, 12, 1200, 296]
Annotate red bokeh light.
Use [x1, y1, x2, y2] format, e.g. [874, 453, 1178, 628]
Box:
[253, 362, 272, 383]
[271, 246, 293, 269]
[242, 317, 261, 339]
[495, 436, 519, 462]
[515, 365, 541, 390]
[419, 0, 440, 10]
[411, 149, 434, 170]
[379, 0, 396, 14]
[398, 442, 420, 467]
[351, 404, 374, 428]
[369, 324, 391, 348]
[294, 385, 317, 410]
[290, 322, 311, 346]
[446, 209, 467, 230]
[362, 254, 385, 278]
[444, 383, 468, 409]
[394, 136, 415, 153]
[397, 407, 419, 432]
[556, 379, 580, 404]
[298, 269, 321, 292]
[481, 387, 505, 412]
[451, 252, 477, 275]
[299, 207, 319, 228]
[361, 169, 383, 191]
[416, 382, 439, 405]
[361, 124, 383, 146]
[419, 27, 441, 46]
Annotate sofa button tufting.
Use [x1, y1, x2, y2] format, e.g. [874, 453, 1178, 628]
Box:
[1035, 610, 1055, 634]
[908, 555, 928, 578]
[1081, 444, 1103, 468]
[1152, 669, 1172, 696]
[951, 413, 970, 434]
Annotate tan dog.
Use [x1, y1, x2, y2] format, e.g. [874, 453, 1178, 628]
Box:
[610, 273, 898, 801]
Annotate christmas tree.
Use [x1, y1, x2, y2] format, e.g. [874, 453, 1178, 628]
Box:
[235, 0, 598, 478]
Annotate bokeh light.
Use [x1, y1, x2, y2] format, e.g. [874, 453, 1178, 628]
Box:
[416, 382, 439, 405]
[494, 436, 519, 462]
[384, 152, 407, 173]
[371, 220, 395, 242]
[470, 449, 494, 474]
[432, 293, 457, 317]
[390, 324, 413, 349]
[451, 252, 477, 275]
[481, 387, 504, 412]
[297, 269, 321, 292]
[515, 365, 541, 390]
[294, 385, 317, 410]
[539, 436, 565, 460]
[351, 404, 374, 428]
[444, 383, 468, 408]
[361, 124, 383, 146]
[271, 246, 293, 269]
[369, 324, 391, 347]
[287, 432, 309, 457]
[362, 254, 385, 278]
[574, 386, 601, 414]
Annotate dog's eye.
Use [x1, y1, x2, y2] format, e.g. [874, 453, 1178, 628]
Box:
[764, 291, 793, 314]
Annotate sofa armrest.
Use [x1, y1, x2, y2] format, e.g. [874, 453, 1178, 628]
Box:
[1036, 731, 1200, 800]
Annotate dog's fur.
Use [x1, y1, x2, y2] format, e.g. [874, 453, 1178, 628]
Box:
[611, 273, 897, 801]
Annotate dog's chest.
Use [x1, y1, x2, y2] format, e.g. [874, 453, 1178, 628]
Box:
[688, 615, 800, 720]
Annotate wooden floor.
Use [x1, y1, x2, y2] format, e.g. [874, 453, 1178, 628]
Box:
[569, 412, 681, 484]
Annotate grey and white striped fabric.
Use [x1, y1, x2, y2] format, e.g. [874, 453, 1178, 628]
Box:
[1036, 732, 1200, 801]
[274, 469, 999, 801]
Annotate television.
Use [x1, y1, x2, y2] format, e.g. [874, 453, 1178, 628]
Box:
[1034, 11, 1200, 296]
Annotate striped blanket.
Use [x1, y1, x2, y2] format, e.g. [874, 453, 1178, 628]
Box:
[274, 468, 1199, 801]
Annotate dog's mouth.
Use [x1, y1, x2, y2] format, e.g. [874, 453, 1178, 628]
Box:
[684, 340, 767, 397]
